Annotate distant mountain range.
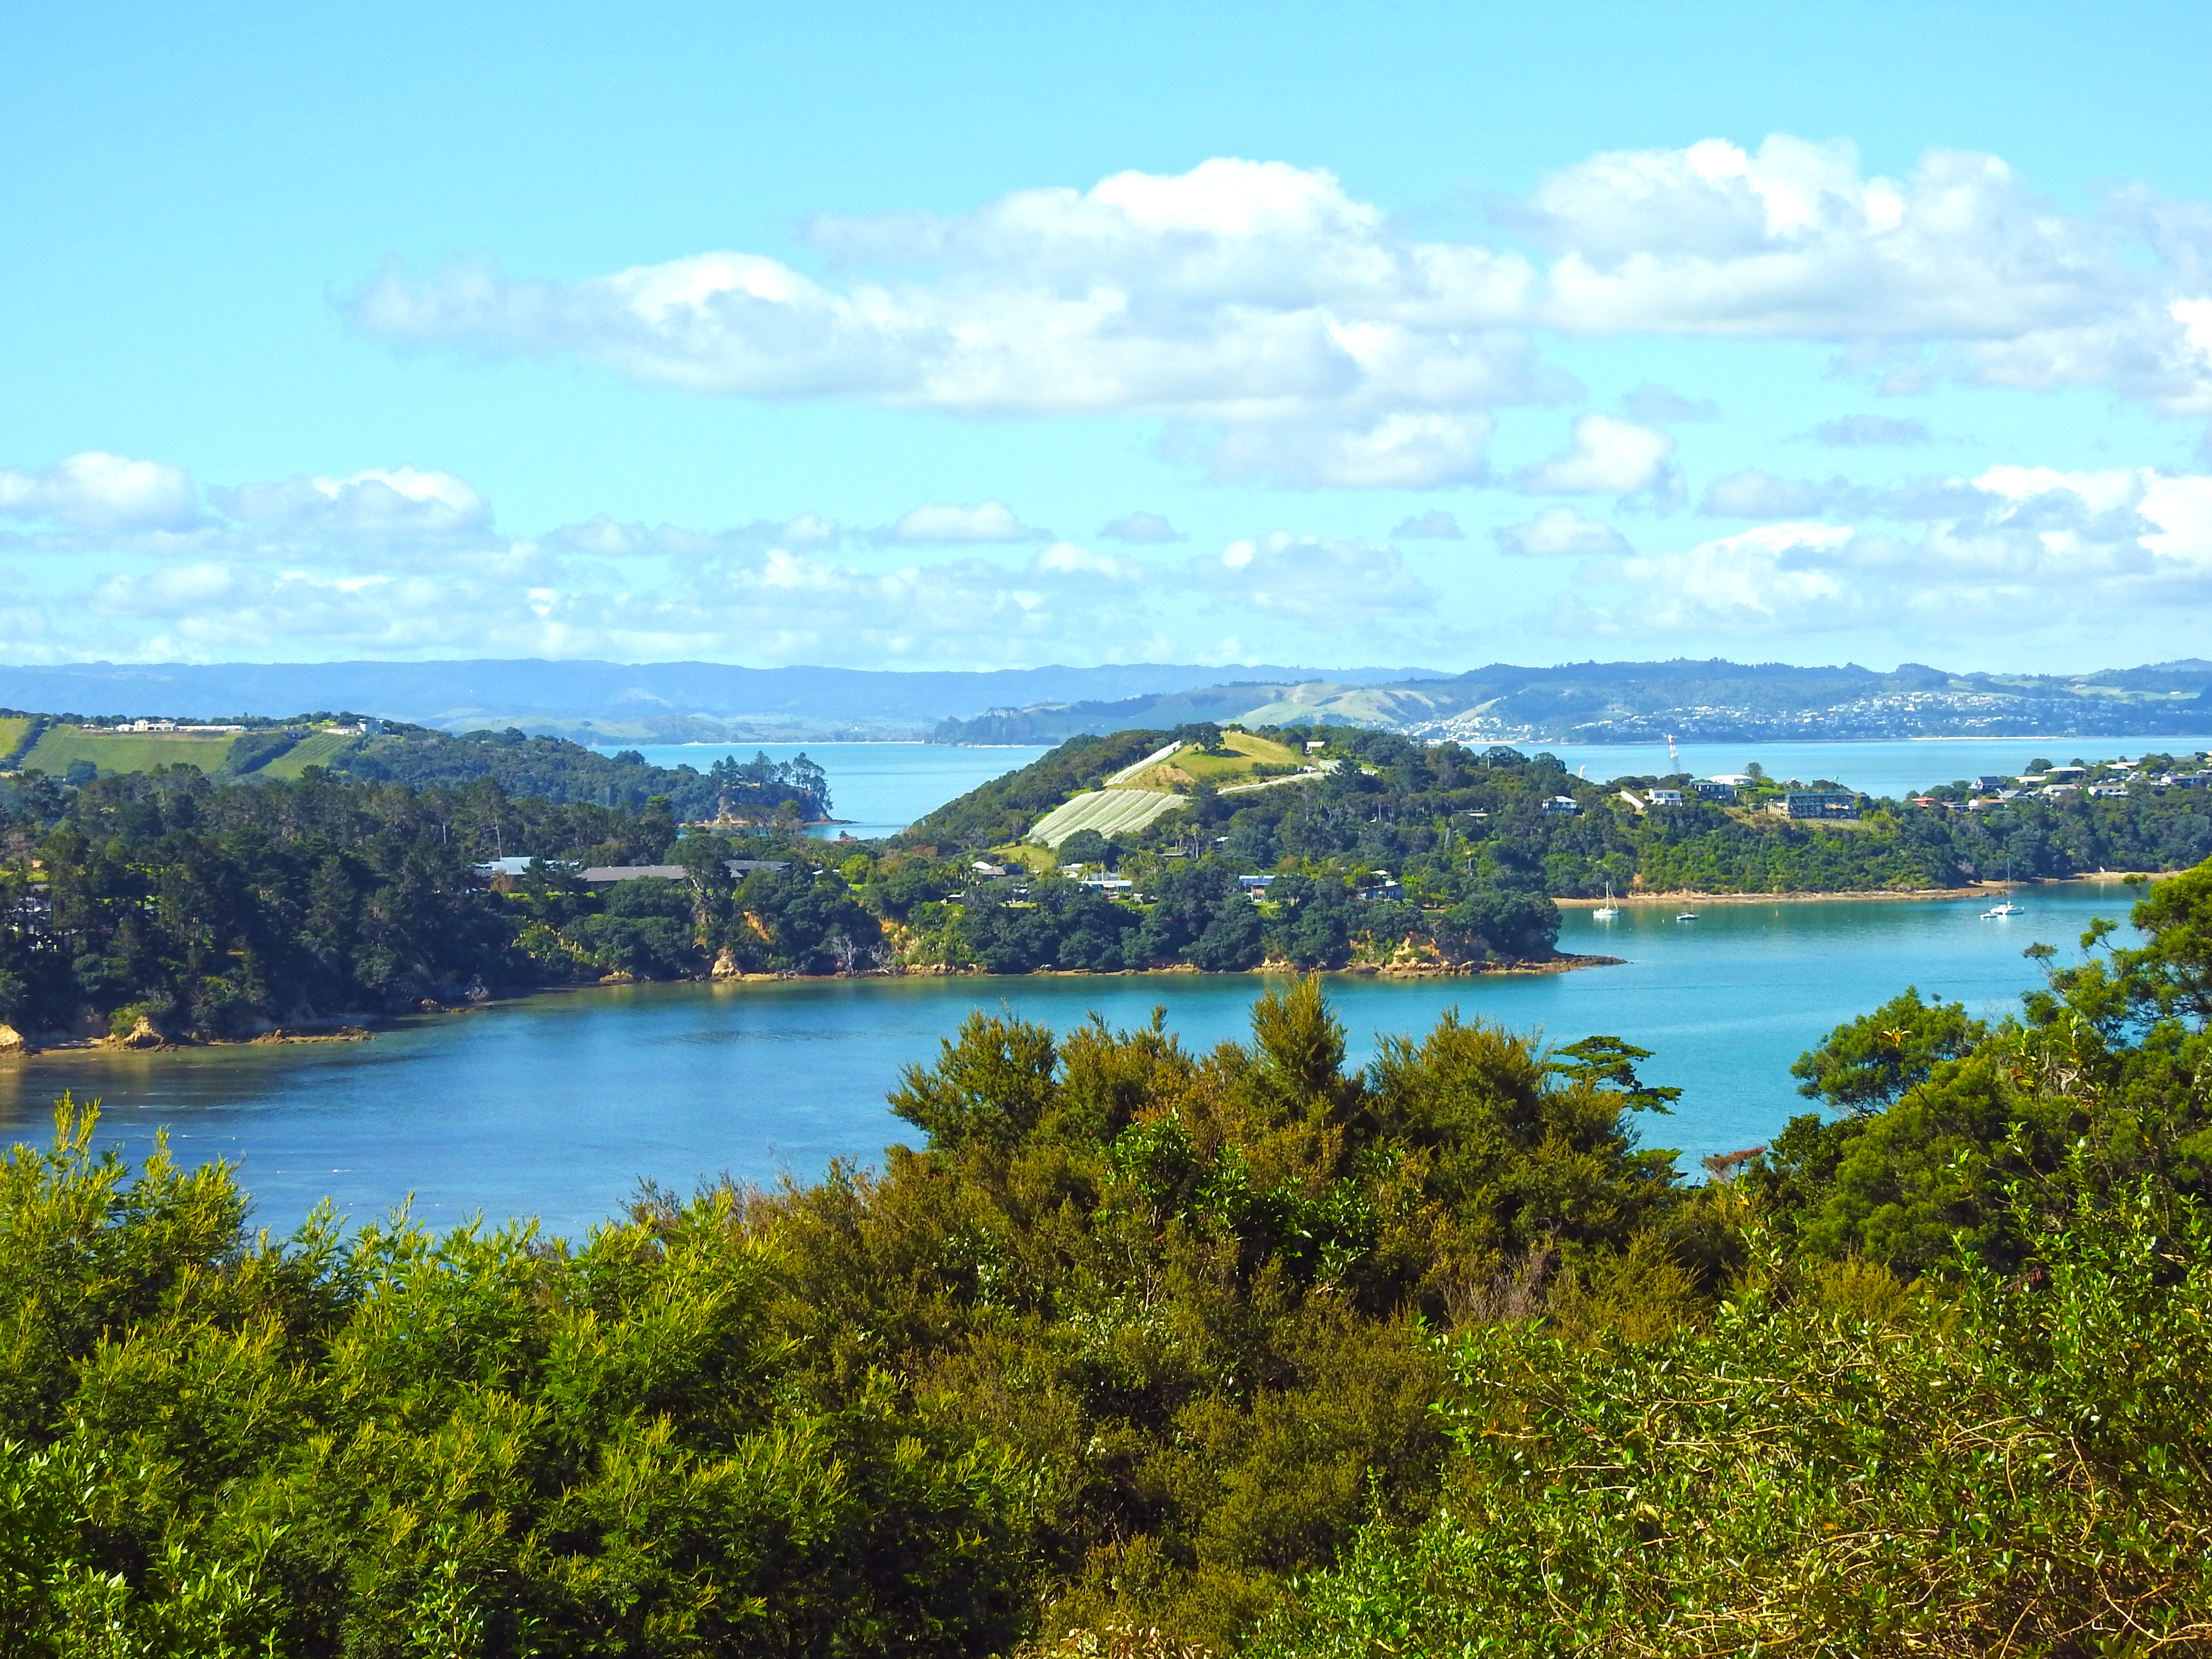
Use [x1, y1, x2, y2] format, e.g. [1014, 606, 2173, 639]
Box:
[926, 659, 2212, 745]
[6, 656, 2211, 747]
[0, 660, 1435, 742]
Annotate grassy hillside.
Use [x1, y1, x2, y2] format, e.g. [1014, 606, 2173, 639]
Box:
[1026, 788, 1185, 846]
[0, 712, 830, 820]
[20, 725, 245, 777]
[1119, 728, 1306, 789]
[934, 657, 2212, 745]
[250, 728, 362, 778]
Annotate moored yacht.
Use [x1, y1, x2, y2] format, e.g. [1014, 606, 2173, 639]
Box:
[1981, 860, 2023, 918]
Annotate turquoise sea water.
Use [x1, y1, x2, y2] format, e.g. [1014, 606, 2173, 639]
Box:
[1536, 735, 2212, 800]
[624, 736, 2212, 840]
[624, 742, 1053, 836]
[0, 883, 2144, 1241]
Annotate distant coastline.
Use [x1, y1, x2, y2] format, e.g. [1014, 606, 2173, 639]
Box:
[1555, 872, 2181, 908]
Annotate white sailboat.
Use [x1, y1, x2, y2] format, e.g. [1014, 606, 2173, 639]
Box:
[1981, 859, 2023, 919]
[1593, 882, 1620, 920]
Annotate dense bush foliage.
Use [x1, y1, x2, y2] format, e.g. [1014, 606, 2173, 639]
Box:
[325, 728, 831, 823]
[911, 726, 2212, 899]
[5, 708, 831, 823]
[0, 1104, 1032, 1655]
[0, 769, 868, 1038]
[1249, 1194, 2212, 1657]
[8, 862, 2212, 1650]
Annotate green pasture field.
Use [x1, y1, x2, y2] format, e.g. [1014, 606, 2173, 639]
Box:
[19, 726, 245, 777]
[1027, 788, 1186, 847]
[0, 716, 34, 766]
[253, 730, 361, 779]
[1126, 729, 1308, 790]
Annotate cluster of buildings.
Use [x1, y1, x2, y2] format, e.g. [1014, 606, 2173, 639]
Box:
[472, 857, 791, 884]
[1913, 764, 2211, 813]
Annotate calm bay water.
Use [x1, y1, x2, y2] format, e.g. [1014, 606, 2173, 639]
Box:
[623, 742, 1053, 837]
[626, 736, 2212, 841]
[1526, 735, 2212, 799]
[0, 883, 2143, 1240]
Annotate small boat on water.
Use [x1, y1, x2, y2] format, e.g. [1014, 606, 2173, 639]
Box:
[1675, 911, 1699, 923]
[1981, 861, 2023, 919]
[1592, 882, 1620, 920]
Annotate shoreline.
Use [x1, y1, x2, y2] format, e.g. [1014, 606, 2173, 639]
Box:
[0, 952, 1629, 1059]
[1555, 872, 2178, 908]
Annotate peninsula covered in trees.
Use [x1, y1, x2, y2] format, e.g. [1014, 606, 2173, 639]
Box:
[0, 709, 830, 823]
[5, 868, 2211, 1651]
[5, 721, 2212, 1047]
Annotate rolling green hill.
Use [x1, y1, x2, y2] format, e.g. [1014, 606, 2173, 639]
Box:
[930, 657, 2212, 746]
[0, 710, 832, 821]
[19, 725, 246, 777]
[249, 728, 363, 778]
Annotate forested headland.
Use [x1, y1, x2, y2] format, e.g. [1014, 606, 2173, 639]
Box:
[4, 867, 2211, 1652]
[0, 766, 877, 1048]
[880, 724, 2212, 975]
[7, 723, 2212, 1047]
[0, 709, 831, 824]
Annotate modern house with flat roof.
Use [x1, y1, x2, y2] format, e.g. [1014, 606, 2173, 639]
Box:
[1770, 790, 1861, 820]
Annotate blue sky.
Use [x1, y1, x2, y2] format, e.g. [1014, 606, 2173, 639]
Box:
[5, 0, 2212, 672]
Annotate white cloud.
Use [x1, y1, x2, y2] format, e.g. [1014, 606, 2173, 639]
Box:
[349, 156, 1553, 482]
[1516, 413, 1676, 496]
[0, 452, 199, 530]
[1031, 540, 1148, 581]
[3, 449, 1461, 664]
[1567, 464, 2212, 638]
[1205, 532, 1436, 625]
[215, 467, 491, 535]
[1194, 411, 1495, 489]
[347, 138, 2212, 459]
[1494, 506, 1631, 557]
[876, 500, 1039, 543]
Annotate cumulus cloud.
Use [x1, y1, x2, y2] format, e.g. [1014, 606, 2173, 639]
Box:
[1391, 510, 1463, 538]
[1493, 506, 1631, 557]
[1183, 411, 1497, 489]
[0, 452, 199, 531]
[1031, 540, 1148, 581]
[1570, 464, 2212, 638]
[347, 136, 2212, 468]
[1204, 533, 1437, 625]
[213, 467, 491, 535]
[1516, 413, 1677, 497]
[1807, 413, 1933, 447]
[875, 500, 1040, 543]
[0, 449, 1463, 665]
[1099, 510, 1185, 543]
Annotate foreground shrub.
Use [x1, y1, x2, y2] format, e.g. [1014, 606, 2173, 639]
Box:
[0, 1100, 1032, 1657]
[1247, 1187, 2212, 1658]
